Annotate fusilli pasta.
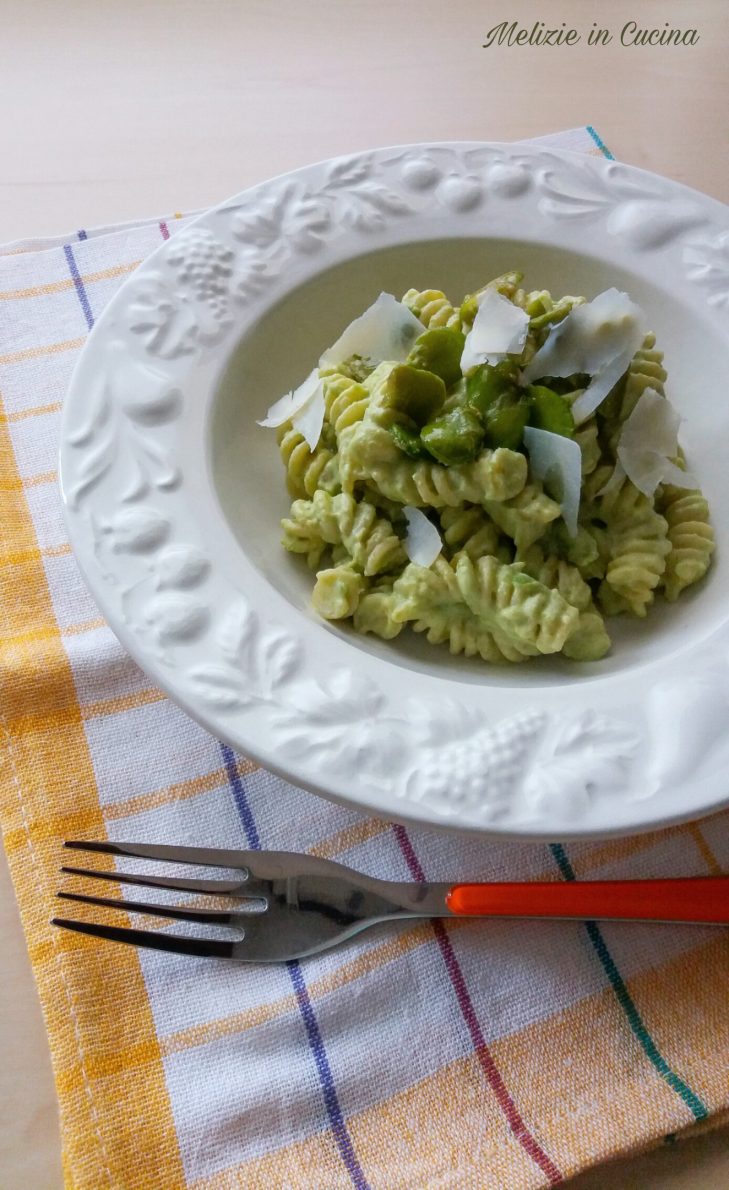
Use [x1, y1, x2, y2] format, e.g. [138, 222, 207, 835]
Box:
[659, 485, 715, 601]
[264, 272, 712, 668]
[402, 288, 461, 330]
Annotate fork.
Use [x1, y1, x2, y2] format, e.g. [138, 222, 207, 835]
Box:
[52, 840, 729, 963]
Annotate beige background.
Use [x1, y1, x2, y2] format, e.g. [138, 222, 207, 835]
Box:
[1, 1, 728, 1185]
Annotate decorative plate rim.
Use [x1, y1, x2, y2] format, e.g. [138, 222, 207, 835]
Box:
[59, 140, 729, 839]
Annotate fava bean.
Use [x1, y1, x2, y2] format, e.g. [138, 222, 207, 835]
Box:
[527, 385, 575, 438]
[465, 361, 520, 416]
[389, 422, 429, 459]
[407, 327, 465, 387]
[382, 364, 446, 425]
[420, 406, 485, 465]
[482, 399, 529, 450]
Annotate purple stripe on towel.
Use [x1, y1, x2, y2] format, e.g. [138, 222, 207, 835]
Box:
[220, 742, 370, 1189]
[392, 824, 564, 1185]
[63, 244, 94, 330]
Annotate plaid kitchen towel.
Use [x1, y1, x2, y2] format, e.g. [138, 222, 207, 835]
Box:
[1, 127, 728, 1190]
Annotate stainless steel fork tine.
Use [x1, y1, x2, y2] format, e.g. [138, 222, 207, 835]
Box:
[57, 890, 246, 925]
[64, 840, 260, 870]
[51, 917, 236, 959]
[61, 864, 256, 897]
[62, 840, 355, 884]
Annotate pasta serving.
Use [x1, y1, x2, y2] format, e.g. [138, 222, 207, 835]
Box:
[260, 273, 714, 664]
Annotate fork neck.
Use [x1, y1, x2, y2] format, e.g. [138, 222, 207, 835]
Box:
[382, 881, 456, 917]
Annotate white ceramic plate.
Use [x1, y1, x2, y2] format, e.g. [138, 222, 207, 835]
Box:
[60, 142, 729, 839]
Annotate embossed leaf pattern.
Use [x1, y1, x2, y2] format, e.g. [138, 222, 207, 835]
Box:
[217, 600, 258, 666]
[66, 345, 186, 511]
[234, 206, 283, 249]
[261, 628, 302, 690]
[118, 459, 149, 504]
[270, 704, 408, 784]
[137, 439, 179, 491]
[524, 711, 639, 813]
[283, 198, 332, 253]
[129, 283, 199, 358]
[538, 170, 614, 220]
[341, 183, 413, 232]
[684, 231, 729, 308]
[233, 184, 294, 246]
[188, 666, 249, 710]
[281, 668, 384, 727]
[342, 203, 387, 233]
[67, 435, 117, 508]
[406, 697, 483, 746]
[355, 184, 411, 215]
[535, 157, 652, 221]
[338, 726, 408, 783]
[323, 669, 384, 719]
[533, 156, 706, 252]
[266, 663, 407, 783]
[326, 154, 373, 188]
[234, 258, 280, 305]
[67, 377, 110, 447]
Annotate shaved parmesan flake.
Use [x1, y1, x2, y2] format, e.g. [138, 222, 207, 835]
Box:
[522, 289, 645, 425]
[258, 369, 322, 428]
[461, 288, 529, 373]
[292, 382, 326, 450]
[523, 427, 582, 537]
[319, 293, 424, 369]
[622, 388, 679, 456]
[570, 351, 636, 425]
[659, 458, 698, 488]
[617, 388, 696, 497]
[403, 506, 442, 567]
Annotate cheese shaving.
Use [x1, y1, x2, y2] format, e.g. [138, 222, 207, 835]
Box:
[402, 506, 442, 567]
[258, 369, 322, 428]
[319, 293, 424, 369]
[616, 388, 696, 496]
[292, 381, 326, 450]
[523, 427, 582, 537]
[460, 287, 529, 374]
[523, 289, 645, 425]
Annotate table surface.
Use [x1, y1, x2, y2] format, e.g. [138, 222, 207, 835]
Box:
[1, 1, 728, 1185]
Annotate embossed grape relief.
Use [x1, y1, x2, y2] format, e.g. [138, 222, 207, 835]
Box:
[128, 228, 236, 358]
[227, 159, 414, 307]
[402, 707, 640, 822]
[113, 142, 724, 342]
[225, 146, 540, 307]
[182, 593, 641, 815]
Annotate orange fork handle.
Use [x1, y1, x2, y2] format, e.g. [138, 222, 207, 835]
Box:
[445, 877, 729, 924]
